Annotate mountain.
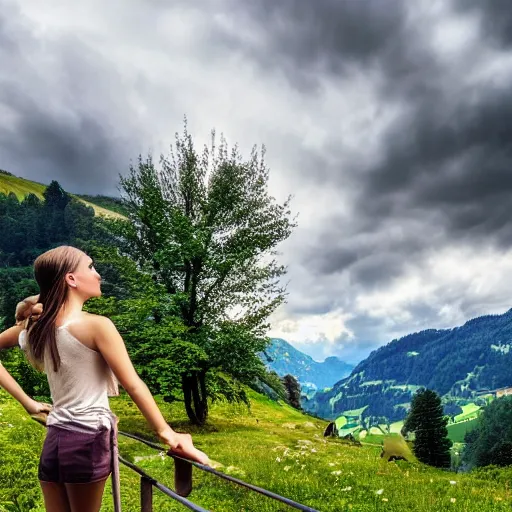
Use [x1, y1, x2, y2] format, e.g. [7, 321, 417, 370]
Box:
[261, 338, 354, 392]
[304, 308, 512, 421]
[0, 169, 125, 219]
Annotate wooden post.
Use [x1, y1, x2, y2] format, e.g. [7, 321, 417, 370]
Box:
[141, 477, 153, 512]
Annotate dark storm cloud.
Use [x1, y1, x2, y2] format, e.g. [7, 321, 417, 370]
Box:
[220, 0, 512, 287]
[454, 0, 512, 48]
[207, 0, 512, 357]
[214, 0, 413, 91]
[0, 83, 131, 195]
[312, 224, 429, 284]
[0, 1, 142, 195]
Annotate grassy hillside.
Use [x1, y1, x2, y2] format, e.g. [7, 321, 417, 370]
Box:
[1, 389, 511, 511]
[0, 171, 125, 220]
[454, 404, 481, 422]
[0, 172, 46, 199]
[447, 418, 479, 443]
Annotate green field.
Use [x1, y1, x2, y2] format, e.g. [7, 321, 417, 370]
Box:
[447, 418, 479, 443]
[1, 390, 511, 511]
[0, 172, 125, 220]
[454, 404, 481, 422]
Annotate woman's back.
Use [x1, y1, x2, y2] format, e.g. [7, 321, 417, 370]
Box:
[20, 320, 118, 432]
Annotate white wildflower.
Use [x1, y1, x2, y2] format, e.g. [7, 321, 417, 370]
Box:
[276, 457, 281, 463]
[376, 489, 384, 495]
[449, 480, 457, 485]
[284, 466, 291, 472]
[341, 486, 352, 492]
[331, 470, 342, 476]
[450, 498, 456, 503]
[311, 448, 317, 453]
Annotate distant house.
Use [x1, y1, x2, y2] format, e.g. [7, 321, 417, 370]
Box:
[495, 387, 512, 398]
[475, 386, 512, 398]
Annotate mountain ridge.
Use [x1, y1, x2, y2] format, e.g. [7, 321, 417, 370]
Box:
[262, 338, 354, 392]
[304, 307, 512, 420]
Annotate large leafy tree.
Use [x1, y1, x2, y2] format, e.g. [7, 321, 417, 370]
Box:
[115, 123, 296, 424]
[403, 388, 452, 468]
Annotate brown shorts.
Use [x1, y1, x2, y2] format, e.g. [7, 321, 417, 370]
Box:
[38, 425, 112, 484]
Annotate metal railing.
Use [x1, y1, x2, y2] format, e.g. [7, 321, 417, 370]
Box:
[118, 430, 321, 512]
[117, 453, 208, 512]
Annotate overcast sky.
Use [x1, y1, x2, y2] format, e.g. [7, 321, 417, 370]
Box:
[2, 0, 512, 363]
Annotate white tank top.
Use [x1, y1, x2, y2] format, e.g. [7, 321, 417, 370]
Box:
[19, 322, 119, 432]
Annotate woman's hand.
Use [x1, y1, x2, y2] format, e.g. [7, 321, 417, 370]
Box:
[15, 296, 42, 325]
[158, 427, 210, 466]
[23, 398, 52, 416]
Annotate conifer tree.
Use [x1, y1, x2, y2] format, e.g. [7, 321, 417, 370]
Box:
[282, 374, 301, 410]
[403, 388, 452, 467]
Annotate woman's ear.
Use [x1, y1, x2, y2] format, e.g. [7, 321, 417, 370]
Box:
[66, 273, 78, 289]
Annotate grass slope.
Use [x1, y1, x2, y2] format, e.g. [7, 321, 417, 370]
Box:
[454, 404, 481, 423]
[1, 389, 511, 511]
[0, 172, 125, 220]
[0, 173, 46, 200]
[447, 418, 479, 443]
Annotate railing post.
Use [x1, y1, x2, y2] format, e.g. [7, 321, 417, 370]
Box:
[141, 476, 153, 512]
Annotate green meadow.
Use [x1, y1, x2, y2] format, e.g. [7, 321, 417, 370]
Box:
[0, 173, 46, 200]
[0, 389, 511, 512]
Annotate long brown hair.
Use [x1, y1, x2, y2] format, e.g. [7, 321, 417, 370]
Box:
[27, 246, 83, 372]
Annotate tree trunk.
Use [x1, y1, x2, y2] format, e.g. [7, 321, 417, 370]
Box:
[182, 371, 208, 425]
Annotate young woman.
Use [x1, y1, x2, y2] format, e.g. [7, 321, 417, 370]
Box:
[7, 245, 209, 512]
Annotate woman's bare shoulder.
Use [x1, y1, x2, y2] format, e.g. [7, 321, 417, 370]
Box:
[64, 313, 117, 350]
[79, 312, 115, 330]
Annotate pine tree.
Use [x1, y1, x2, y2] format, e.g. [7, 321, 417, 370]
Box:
[43, 180, 71, 243]
[282, 374, 301, 410]
[403, 388, 452, 468]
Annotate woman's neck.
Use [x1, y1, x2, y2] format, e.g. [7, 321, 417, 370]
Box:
[58, 295, 85, 323]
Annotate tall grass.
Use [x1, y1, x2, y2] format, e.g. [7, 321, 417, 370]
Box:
[0, 389, 510, 511]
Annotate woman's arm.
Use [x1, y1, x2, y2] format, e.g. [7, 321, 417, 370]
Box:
[92, 316, 209, 465]
[0, 299, 51, 415]
[0, 362, 51, 415]
[0, 297, 41, 349]
[0, 324, 25, 349]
